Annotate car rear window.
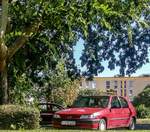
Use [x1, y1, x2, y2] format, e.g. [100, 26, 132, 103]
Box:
[72, 96, 109, 108]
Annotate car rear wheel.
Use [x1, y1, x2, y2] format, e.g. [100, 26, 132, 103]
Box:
[128, 118, 135, 130]
[98, 119, 106, 131]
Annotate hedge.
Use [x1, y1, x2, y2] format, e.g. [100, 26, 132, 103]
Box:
[0, 105, 40, 130]
[136, 104, 150, 118]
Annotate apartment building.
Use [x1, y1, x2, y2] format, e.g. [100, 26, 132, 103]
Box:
[80, 77, 150, 100]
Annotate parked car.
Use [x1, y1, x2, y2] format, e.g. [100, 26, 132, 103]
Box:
[38, 103, 64, 125]
[53, 95, 136, 130]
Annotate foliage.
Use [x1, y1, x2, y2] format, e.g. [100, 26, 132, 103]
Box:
[7, 0, 150, 79]
[133, 85, 150, 119]
[0, 0, 149, 104]
[136, 104, 150, 118]
[81, 20, 150, 77]
[80, 0, 150, 77]
[133, 85, 150, 107]
[9, 71, 38, 105]
[79, 88, 104, 96]
[37, 59, 80, 107]
[50, 80, 80, 107]
[0, 105, 40, 130]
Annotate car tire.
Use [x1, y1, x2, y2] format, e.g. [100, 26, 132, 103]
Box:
[128, 118, 135, 130]
[98, 119, 107, 131]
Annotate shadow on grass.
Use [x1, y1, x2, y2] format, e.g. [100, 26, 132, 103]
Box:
[136, 124, 150, 130]
[41, 123, 150, 131]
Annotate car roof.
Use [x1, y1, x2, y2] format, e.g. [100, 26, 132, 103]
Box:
[78, 95, 111, 98]
[38, 103, 64, 107]
[79, 95, 126, 98]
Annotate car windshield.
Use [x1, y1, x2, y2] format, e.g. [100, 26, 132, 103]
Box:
[72, 96, 109, 108]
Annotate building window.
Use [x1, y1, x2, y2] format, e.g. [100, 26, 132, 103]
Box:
[121, 89, 123, 96]
[106, 81, 110, 89]
[80, 82, 82, 87]
[85, 81, 96, 89]
[124, 81, 126, 89]
[91, 81, 96, 89]
[114, 81, 118, 89]
[86, 81, 89, 88]
[129, 90, 133, 96]
[114, 90, 117, 95]
[129, 81, 134, 88]
[120, 81, 122, 88]
[124, 89, 126, 96]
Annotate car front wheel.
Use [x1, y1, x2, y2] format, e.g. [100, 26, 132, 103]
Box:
[128, 118, 135, 130]
[98, 119, 107, 131]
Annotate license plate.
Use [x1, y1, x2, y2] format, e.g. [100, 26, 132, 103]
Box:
[61, 121, 76, 126]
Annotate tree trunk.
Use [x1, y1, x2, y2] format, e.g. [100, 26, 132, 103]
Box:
[0, 63, 8, 104]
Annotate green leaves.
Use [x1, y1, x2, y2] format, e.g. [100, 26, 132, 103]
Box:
[3, 0, 150, 104]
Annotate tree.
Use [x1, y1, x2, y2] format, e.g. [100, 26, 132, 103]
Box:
[0, 0, 149, 104]
[34, 59, 80, 106]
[0, 0, 90, 104]
[81, 23, 150, 77]
[81, 1, 150, 77]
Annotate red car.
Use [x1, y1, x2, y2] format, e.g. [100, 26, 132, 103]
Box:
[53, 95, 136, 130]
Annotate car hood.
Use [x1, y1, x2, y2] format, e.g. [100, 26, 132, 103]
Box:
[56, 107, 105, 115]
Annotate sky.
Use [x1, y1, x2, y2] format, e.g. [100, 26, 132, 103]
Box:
[73, 39, 150, 77]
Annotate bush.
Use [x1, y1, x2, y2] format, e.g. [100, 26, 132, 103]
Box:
[79, 89, 104, 96]
[136, 104, 150, 118]
[0, 105, 40, 130]
[51, 79, 80, 107]
[133, 85, 150, 107]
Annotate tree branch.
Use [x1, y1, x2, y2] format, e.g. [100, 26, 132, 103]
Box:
[7, 22, 41, 61]
[0, 0, 8, 65]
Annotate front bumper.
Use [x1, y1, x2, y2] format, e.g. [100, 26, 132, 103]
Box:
[53, 118, 100, 129]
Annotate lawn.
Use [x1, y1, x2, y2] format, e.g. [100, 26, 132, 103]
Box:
[0, 119, 149, 132]
[0, 130, 150, 132]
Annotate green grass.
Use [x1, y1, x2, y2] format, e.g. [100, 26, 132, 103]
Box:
[0, 119, 149, 132]
[0, 130, 150, 132]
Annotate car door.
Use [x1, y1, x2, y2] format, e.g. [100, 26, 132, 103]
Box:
[108, 96, 123, 128]
[118, 97, 131, 126]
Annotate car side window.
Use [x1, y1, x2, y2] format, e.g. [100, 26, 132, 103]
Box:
[111, 97, 121, 108]
[119, 97, 129, 108]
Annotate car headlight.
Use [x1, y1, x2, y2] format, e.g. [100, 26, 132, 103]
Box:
[80, 112, 100, 119]
[53, 114, 61, 118]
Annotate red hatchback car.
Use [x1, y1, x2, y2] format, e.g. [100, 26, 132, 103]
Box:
[53, 95, 136, 130]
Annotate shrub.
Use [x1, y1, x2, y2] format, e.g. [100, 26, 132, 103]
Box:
[79, 89, 104, 96]
[0, 105, 40, 130]
[133, 85, 150, 107]
[136, 104, 150, 118]
[50, 79, 80, 107]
